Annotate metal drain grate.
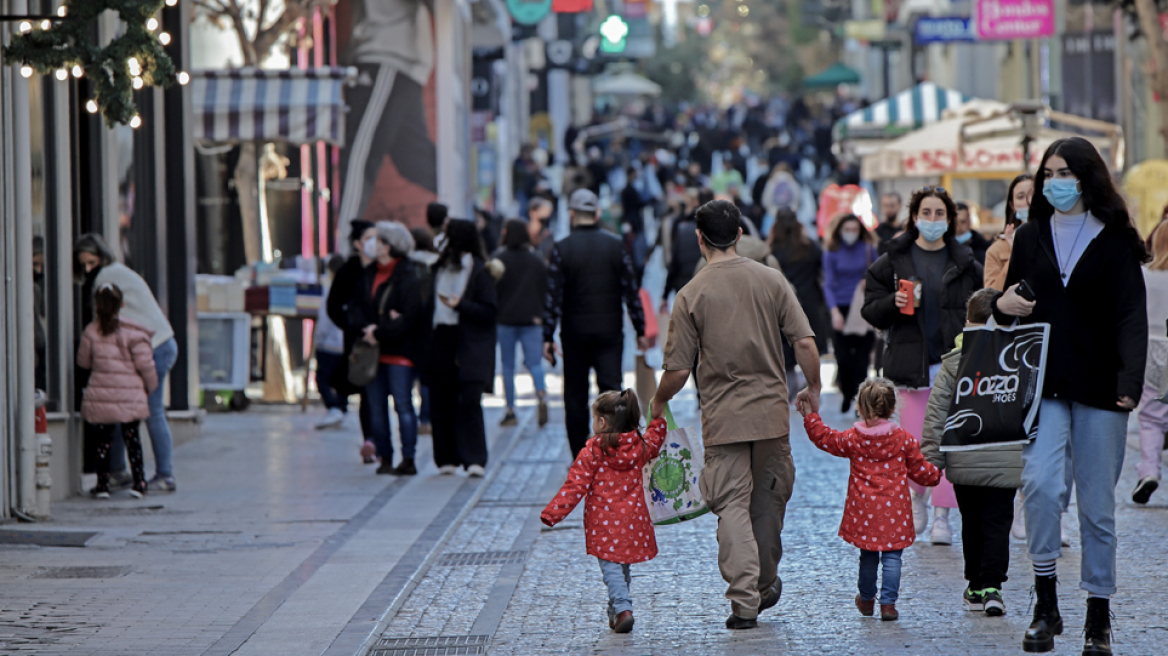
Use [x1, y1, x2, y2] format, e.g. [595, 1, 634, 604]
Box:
[372, 635, 488, 656]
[435, 550, 527, 567]
[33, 565, 131, 579]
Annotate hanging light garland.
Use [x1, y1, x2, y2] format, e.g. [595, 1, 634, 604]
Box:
[2, 0, 188, 128]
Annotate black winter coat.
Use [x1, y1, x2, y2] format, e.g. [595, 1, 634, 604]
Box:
[354, 260, 426, 365]
[493, 246, 547, 326]
[963, 230, 992, 265]
[430, 258, 498, 389]
[994, 218, 1146, 411]
[862, 233, 984, 389]
[324, 256, 371, 396]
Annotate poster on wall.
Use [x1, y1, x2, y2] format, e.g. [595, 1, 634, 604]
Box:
[337, 0, 439, 229]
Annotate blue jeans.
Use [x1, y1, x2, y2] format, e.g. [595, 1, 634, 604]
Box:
[365, 363, 418, 462]
[314, 350, 348, 412]
[1022, 399, 1127, 595]
[858, 549, 903, 605]
[498, 324, 547, 409]
[598, 558, 633, 617]
[109, 338, 178, 478]
[418, 383, 431, 425]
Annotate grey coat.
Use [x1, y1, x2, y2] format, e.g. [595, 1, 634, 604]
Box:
[919, 341, 1023, 489]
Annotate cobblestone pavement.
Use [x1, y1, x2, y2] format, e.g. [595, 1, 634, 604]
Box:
[369, 390, 1168, 656]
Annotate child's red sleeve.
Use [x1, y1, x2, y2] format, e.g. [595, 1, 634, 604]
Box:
[640, 417, 668, 464]
[904, 431, 943, 487]
[803, 413, 854, 458]
[541, 443, 599, 527]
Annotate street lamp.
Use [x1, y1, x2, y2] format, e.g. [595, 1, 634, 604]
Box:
[1010, 100, 1046, 173]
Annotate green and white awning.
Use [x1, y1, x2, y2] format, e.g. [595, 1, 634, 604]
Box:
[834, 82, 971, 140]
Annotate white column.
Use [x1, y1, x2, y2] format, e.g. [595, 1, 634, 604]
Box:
[435, 0, 473, 216]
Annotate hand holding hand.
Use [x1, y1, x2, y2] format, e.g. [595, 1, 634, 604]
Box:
[794, 386, 820, 416]
[997, 284, 1036, 317]
[651, 396, 666, 420]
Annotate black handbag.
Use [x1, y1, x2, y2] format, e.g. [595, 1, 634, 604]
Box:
[346, 279, 393, 387]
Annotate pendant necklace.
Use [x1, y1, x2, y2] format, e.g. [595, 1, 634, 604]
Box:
[1053, 214, 1088, 280]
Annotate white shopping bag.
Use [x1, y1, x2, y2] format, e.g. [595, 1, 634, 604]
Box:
[643, 403, 709, 525]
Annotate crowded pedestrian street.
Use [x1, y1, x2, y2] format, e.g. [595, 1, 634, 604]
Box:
[0, 378, 1165, 655]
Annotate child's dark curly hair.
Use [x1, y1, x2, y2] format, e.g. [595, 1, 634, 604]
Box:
[856, 377, 897, 423]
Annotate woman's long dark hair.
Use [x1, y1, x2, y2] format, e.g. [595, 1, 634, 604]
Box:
[1004, 173, 1033, 228]
[501, 218, 531, 249]
[824, 213, 875, 252]
[73, 233, 117, 283]
[1031, 137, 1149, 262]
[906, 187, 958, 241]
[768, 208, 810, 260]
[94, 283, 123, 336]
[437, 219, 487, 270]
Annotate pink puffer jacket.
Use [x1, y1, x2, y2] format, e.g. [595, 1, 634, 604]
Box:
[78, 319, 159, 424]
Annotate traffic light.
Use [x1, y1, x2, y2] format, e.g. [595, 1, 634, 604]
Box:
[599, 15, 628, 53]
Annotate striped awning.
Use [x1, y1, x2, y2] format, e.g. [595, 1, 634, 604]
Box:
[834, 82, 971, 141]
[190, 67, 357, 147]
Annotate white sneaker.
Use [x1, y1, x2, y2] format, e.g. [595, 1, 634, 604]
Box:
[315, 408, 345, 430]
[466, 464, 485, 478]
[930, 512, 953, 545]
[1060, 514, 1074, 548]
[911, 491, 929, 535]
[437, 465, 457, 475]
[1011, 492, 1027, 541]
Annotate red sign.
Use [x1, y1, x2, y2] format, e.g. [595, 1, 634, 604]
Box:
[817, 184, 876, 237]
[553, 0, 593, 13]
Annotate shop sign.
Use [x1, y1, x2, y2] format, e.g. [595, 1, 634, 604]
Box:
[914, 17, 976, 44]
[975, 0, 1054, 40]
[507, 0, 552, 26]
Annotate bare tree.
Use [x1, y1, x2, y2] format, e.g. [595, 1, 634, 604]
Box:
[1130, 0, 1168, 144]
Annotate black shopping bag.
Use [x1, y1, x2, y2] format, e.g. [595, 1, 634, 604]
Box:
[940, 321, 1049, 452]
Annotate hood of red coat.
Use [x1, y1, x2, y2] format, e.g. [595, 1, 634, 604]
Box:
[849, 419, 905, 462]
[591, 430, 649, 471]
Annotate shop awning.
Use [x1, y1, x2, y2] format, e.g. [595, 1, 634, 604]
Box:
[802, 63, 861, 89]
[834, 82, 971, 141]
[190, 67, 357, 147]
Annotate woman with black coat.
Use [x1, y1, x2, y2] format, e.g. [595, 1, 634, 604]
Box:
[430, 219, 498, 477]
[355, 221, 425, 476]
[493, 219, 549, 428]
[768, 209, 830, 396]
[992, 137, 1148, 655]
[325, 220, 378, 462]
[862, 187, 983, 546]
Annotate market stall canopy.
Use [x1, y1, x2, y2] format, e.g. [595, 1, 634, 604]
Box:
[190, 67, 358, 147]
[861, 101, 1122, 180]
[834, 82, 971, 141]
[592, 71, 662, 97]
[803, 63, 861, 89]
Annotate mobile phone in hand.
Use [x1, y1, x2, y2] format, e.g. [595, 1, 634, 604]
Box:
[897, 279, 915, 315]
[1017, 280, 1036, 302]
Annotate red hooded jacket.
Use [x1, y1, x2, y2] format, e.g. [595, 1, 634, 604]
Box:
[541, 418, 668, 564]
[804, 413, 941, 551]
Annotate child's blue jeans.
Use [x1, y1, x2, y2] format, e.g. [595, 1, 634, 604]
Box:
[598, 558, 632, 618]
[858, 549, 903, 605]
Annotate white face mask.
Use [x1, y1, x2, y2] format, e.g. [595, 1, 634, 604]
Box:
[841, 232, 860, 246]
[363, 237, 379, 260]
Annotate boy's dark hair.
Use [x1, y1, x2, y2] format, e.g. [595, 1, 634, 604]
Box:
[695, 200, 741, 251]
[966, 288, 998, 324]
[955, 202, 970, 213]
[426, 202, 449, 230]
[856, 377, 897, 422]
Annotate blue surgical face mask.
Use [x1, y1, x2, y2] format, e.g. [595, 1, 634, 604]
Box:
[955, 231, 973, 244]
[917, 219, 948, 243]
[1015, 208, 1029, 223]
[1043, 178, 1082, 212]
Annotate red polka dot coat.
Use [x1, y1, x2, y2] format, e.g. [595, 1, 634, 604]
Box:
[804, 413, 941, 551]
[541, 418, 668, 564]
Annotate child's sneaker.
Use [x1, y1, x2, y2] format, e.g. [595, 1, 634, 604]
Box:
[964, 587, 986, 611]
[855, 594, 875, 617]
[982, 588, 1005, 616]
[880, 604, 898, 621]
[611, 610, 634, 633]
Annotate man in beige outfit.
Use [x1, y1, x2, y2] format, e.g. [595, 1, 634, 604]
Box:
[652, 200, 821, 630]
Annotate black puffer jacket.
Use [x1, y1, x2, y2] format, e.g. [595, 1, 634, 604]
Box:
[354, 260, 426, 366]
[862, 233, 983, 389]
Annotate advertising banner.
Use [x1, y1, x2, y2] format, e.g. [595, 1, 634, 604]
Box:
[914, 17, 976, 44]
[975, 0, 1054, 40]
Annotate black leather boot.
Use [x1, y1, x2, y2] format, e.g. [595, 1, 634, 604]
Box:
[1082, 597, 1112, 655]
[1023, 575, 1063, 652]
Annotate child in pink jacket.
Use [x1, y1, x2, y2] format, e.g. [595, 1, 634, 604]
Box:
[78, 283, 159, 498]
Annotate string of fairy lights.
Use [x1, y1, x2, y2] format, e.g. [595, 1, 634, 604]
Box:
[3, 0, 189, 128]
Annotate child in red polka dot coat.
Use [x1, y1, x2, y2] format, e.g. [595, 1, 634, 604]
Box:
[799, 377, 941, 621]
[541, 389, 668, 634]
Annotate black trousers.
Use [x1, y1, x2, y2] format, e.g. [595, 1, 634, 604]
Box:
[562, 331, 623, 458]
[430, 326, 488, 468]
[832, 312, 875, 407]
[953, 484, 1017, 590]
[91, 421, 145, 493]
